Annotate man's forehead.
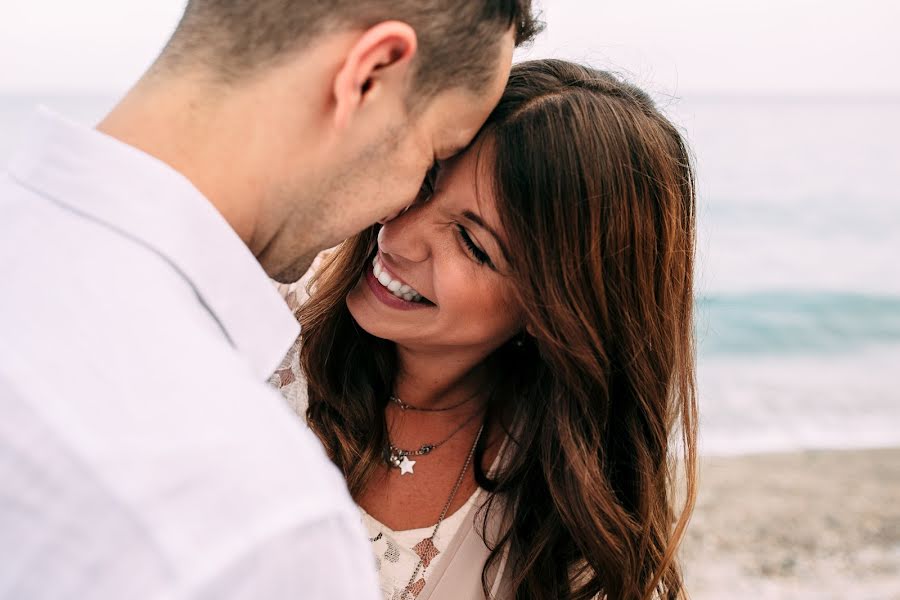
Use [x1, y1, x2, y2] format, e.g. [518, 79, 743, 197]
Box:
[416, 89, 496, 170]
[433, 117, 482, 161]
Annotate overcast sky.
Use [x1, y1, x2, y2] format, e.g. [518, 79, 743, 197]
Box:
[2, 0, 898, 96]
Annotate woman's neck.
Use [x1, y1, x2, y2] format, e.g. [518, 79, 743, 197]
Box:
[392, 344, 492, 411]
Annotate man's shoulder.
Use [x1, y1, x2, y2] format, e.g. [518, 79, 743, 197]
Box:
[0, 173, 353, 559]
[0, 167, 219, 357]
[1, 368, 370, 598]
[0, 327, 357, 578]
[1, 168, 175, 271]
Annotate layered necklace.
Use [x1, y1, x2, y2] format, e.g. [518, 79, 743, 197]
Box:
[389, 393, 477, 413]
[382, 393, 482, 476]
[400, 423, 483, 599]
[375, 392, 486, 599]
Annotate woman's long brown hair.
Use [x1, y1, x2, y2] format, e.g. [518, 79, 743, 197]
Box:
[298, 59, 698, 600]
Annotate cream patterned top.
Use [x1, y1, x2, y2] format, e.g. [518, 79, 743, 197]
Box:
[360, 492, 481, 599]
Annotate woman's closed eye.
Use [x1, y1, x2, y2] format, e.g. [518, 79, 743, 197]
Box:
[455, 224, 493, 267]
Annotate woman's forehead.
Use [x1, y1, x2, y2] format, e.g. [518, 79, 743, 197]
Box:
[441, 140, 500, 217]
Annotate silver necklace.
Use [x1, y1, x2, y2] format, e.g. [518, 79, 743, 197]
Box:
[390, 393, 477, 412]
[397, 423, 484, 600]
[383, 408, 483, 476]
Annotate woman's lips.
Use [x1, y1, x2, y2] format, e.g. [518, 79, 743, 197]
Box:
[373, 254, 426, 302]
[364, 265, 434, 311]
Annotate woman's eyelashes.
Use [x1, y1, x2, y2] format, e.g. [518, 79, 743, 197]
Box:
[456, 224, 493, 267]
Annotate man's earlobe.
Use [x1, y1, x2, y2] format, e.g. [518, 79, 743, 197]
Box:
[332, 21, 417, 129]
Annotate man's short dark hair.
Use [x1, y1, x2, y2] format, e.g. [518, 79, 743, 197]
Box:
[164, 0, 542, 100]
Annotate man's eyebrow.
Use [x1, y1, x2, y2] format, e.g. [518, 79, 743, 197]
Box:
[461, 209, 510, 259]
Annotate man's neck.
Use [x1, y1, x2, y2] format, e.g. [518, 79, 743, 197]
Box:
[97, 76, 263, 246]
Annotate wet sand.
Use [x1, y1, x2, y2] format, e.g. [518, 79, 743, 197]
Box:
[681, 447, 900, 599]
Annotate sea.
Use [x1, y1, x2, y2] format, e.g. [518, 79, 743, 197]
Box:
[2, 93, 899, 457]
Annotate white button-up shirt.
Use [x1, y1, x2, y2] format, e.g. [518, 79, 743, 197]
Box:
[0, 109, 379, 600]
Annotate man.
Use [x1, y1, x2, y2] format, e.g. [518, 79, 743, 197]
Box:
[0, 1, 539, 597]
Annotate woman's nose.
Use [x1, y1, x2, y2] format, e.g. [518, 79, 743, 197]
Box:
[377, 203, 431, 264]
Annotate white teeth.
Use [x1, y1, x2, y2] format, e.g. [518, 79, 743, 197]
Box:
[371, 256, 426, 302]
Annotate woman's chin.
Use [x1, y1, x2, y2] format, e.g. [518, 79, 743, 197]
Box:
[346, 286, 395, 340]
[348, 287, 439, 347]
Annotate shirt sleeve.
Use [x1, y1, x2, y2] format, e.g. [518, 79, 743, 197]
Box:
[188, 515, 380, 600]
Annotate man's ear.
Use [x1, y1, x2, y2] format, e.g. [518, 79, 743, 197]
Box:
[333, 21, 418, 130]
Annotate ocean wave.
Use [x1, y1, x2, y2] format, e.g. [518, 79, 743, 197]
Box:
[697, 347, 900, 455]
[696, 292, 900, 355]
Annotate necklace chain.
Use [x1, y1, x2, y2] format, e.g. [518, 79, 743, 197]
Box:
[384, 407, 483, 470]
[398, 423, 484, 600]
[390, 393, 477, 413]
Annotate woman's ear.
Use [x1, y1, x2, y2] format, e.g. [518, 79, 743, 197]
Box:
[332, 21, 418, 130]
[514, 328, 534, 348]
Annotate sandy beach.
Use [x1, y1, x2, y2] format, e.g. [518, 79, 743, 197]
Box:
[681, 447, 900, 599]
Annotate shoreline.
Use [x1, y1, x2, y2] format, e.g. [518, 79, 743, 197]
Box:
[680, 446, 900, 599]
[697, 439, 900, 459]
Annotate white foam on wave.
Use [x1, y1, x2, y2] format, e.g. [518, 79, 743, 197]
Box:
[697, 345, 900, 456]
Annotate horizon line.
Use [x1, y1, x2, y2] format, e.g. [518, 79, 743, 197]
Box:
[2, 88, 900, 103]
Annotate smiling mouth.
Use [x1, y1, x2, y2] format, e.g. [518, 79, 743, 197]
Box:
[371, 255, 434, 304]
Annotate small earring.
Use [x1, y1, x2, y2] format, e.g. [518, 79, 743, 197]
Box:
[514, 336, 525, 348]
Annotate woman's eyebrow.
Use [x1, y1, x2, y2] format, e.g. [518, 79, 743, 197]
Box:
[461, 209, 510, 259]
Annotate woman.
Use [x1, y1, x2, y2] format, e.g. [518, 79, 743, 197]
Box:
[273, 59, 698, 600]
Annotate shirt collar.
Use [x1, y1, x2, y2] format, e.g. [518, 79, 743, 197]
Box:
[7, 107, 300, 380]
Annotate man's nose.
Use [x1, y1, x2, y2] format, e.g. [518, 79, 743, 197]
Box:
[377, 204, 412, 225]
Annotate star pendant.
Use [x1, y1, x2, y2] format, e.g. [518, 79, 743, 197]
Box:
[399, 456, 416, 475]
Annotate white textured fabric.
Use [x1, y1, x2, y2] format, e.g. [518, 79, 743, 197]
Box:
[359, 493, 480, 600]
[0, 109, 379, 600]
